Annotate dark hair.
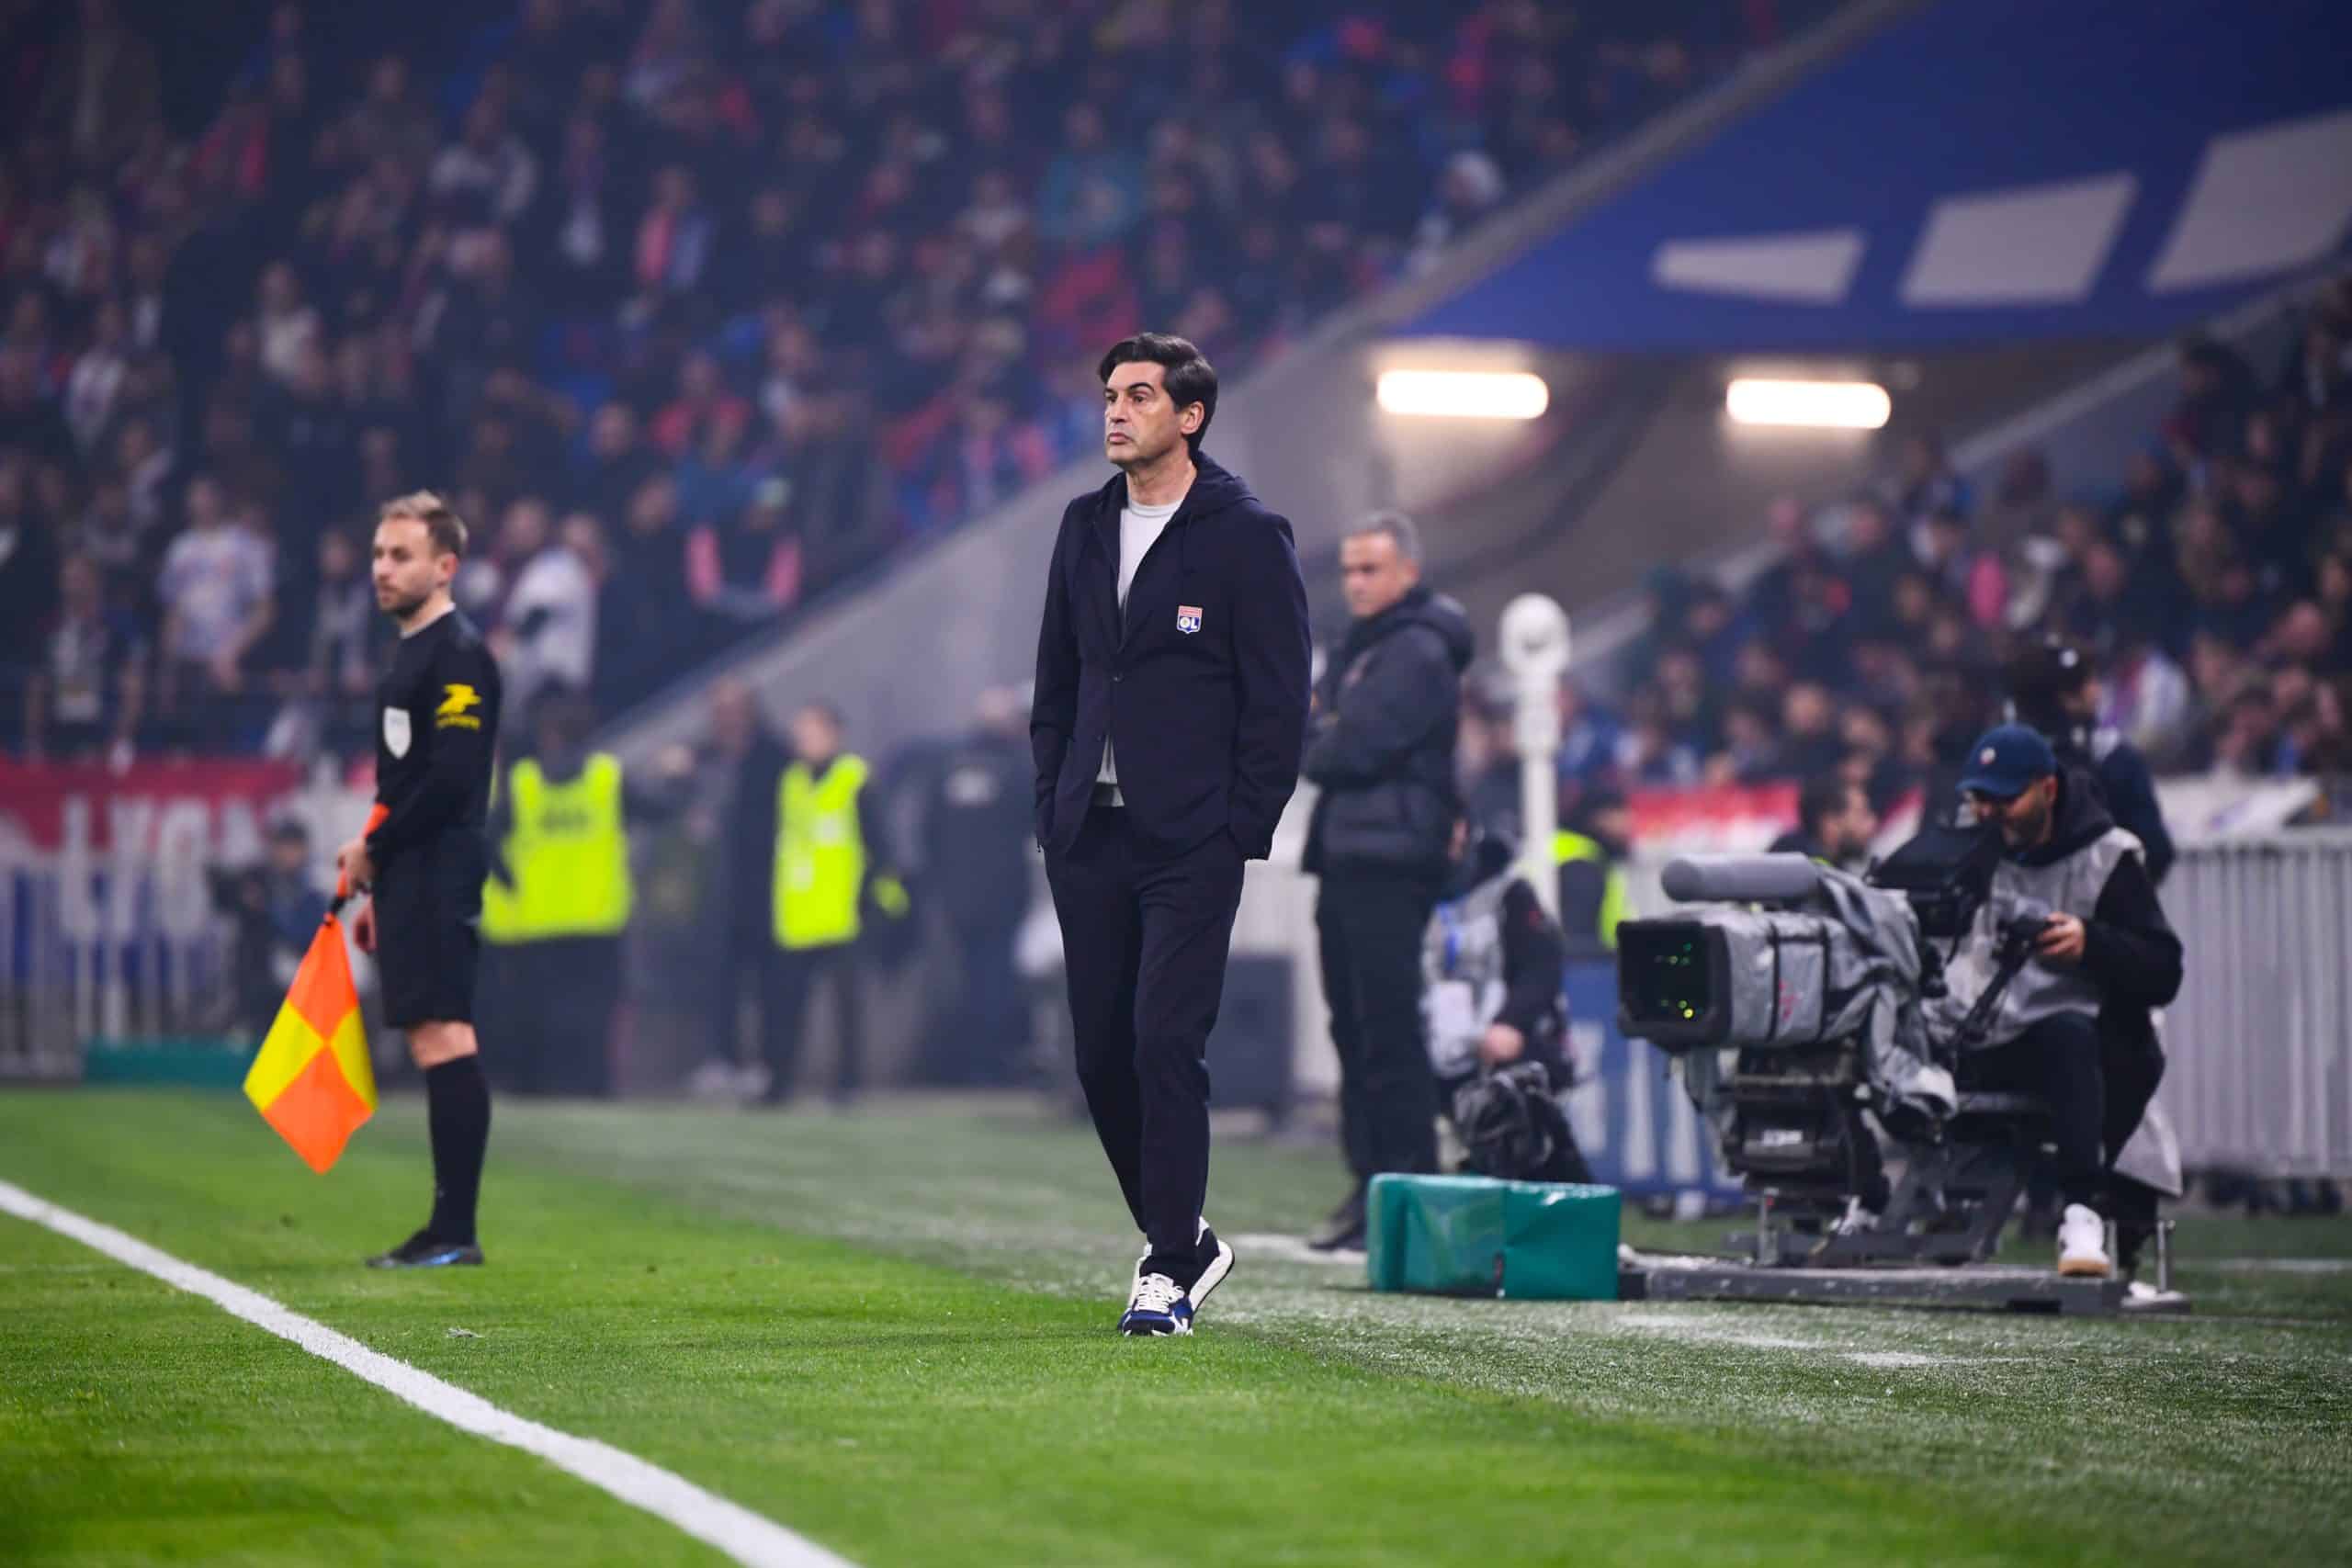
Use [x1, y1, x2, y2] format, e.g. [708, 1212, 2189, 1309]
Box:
[1798, 773, 1860, 838]
[379, 490, 469, 558]
[533, 685, 597, 748]
[1098, 333, 1216, 455]
[2005, 635, 2093, 707]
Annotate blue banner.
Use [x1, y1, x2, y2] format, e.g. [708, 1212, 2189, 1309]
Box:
[1396, 0, 2352, 351]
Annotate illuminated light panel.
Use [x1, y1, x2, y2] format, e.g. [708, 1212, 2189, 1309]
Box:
[1375, 369, 1550, 420]
[1724, 378, 1891, 430]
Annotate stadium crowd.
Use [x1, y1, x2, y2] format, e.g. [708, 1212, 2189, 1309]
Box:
[0, 0, 1820, 761]
[1568, 277, 2352, 822]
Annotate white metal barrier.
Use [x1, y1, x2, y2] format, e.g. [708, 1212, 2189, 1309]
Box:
[2162, 831, 2352, 1177]
[0, 773, 372, 1079]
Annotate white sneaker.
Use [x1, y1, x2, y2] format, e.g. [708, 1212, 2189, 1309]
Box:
[2056, 1203, 2112, 1278]
[1125, 1216, 1206, 1314]
[1120, 1272, 1190, 1336]
[1189, 1226, 1235, 1321]
[1118, 1219, 1232, 1337]
[1830, 1197, 1882, 1237]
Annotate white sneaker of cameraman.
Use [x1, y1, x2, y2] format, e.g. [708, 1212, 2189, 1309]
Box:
[2057, 1203, 2112, 1278]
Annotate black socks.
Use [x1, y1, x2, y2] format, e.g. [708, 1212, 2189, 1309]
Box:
[424, 1055, 492, 1246]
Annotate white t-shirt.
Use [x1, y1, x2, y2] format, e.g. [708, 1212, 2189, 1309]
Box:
[1097, 485, 1187, 789]
[162, 525, 274, 661]
[500, 544, 598, 717]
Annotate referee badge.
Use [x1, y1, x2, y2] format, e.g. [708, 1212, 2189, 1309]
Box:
[1177, 605, 1203, 635]
[383, 706, 412, 758]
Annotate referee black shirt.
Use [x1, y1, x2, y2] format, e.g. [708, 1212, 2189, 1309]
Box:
[368, 607, 502, 872]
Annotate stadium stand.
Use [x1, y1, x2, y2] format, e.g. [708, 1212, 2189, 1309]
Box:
[0, 0, 1832, 761]
[1585, 276, 2352, 817]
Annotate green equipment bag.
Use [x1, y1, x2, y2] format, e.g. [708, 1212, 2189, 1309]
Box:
[1365, 1173, 1621, 1300]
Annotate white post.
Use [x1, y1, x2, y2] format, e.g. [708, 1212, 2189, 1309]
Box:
[1498, 593, 1570, 919]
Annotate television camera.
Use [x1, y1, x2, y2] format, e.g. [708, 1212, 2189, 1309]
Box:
[1615, 822, 2083, 1272]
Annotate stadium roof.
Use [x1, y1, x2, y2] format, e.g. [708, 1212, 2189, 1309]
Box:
[1394, 0, 2352, 351]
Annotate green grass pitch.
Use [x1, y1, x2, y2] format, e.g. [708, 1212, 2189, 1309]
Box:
[2, 1089, 2346, 1566]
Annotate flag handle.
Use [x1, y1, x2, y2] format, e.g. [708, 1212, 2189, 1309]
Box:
[332, 805, 392, 916]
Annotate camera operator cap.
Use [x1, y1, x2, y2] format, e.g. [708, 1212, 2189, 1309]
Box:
[1958, 723, 2057, 802]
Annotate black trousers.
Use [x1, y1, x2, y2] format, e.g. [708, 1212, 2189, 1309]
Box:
[481, 936, 620, 1097]
[710, 937, 765, 1066]
[1971, 1011, 2165, 1211]
[932, 912, 1027, 1084]
[761, 942, 865, 1100]
[1045, 807, 1247, 1265]
[1317, 868, 1444, 1186]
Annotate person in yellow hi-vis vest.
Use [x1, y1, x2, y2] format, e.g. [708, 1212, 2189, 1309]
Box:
[763, 700, 908, 1106]
[1554, 788, 1633, 961]
[480, 690, 682, 1097]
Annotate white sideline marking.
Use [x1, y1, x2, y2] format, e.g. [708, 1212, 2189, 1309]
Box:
[0, 1179, 854, 1568]
[2211, 1258, 2352, 1275]
[1229, 1232, 1365, 1267]
[1613, 1313, 1993, 1371]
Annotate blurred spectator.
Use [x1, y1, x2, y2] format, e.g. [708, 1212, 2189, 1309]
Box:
[2164, 334, 2257, 469]
[691, 675, 789, 1095]
[0, 0, 1893, 758]
[1704, 695, 1782, 787]
[1884, 430, 1970, 529]
[1407, 151, 1507, 276]
[156, 476, 273, 743]
[603, 472, 697, 705]
[498, 508, 602, 721]
[2099, 626, 2197, 768]
[687, 475, 800, 623]
[23, 553, 144, 761]
[1745, 497, 1816, 637]
[1614, 686, 1700, 787]
[632, 164, 716, 303]
[1769, 774, 1879, 872]
[573, 401, 662, 513]
[1919, 506, 2007, 630]
[38, 0, 163, 172]
[1778, 681, 1845, 780]
[916, 687, 1035, 1086]
[1984, 447, 2056, 555]
[1839, 498, 1912, 643]
[428, 97, 540, 228]
[219, 818, 327, 1041]
[0, 460, 61, 667]
[271, 527, 378, 761]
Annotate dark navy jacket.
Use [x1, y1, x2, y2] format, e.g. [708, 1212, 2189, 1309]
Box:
[1302, 586, 1474, 875]
[1030, 454, 1312, 860]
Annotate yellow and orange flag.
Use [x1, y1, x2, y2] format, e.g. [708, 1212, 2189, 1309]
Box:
[242, 807, 382, 1172]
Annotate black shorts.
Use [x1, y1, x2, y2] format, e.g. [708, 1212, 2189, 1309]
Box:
[371, 835, 484, 1029]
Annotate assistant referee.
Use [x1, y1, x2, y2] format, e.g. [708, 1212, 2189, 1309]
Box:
[336, 491, 503, 1269]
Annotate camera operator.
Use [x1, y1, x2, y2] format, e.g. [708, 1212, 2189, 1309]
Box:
[1423, 815, 1590, 1184]
[2005, 637, 2173, 886]
[1934, 724, 2181, 1278]
[1769, 774, 1879, 873]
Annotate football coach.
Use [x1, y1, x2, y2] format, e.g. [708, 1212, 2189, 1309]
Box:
[1031, 332, 1311, 1337]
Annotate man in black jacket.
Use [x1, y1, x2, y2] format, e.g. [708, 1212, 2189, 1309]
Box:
[1032, 333, 1311, 1337]
[1930, 725, 2182, 1278]
[689, 676, 790, 1096]
[2006, 636, 2174, 886]
[1301, 513, 1474, 1251]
